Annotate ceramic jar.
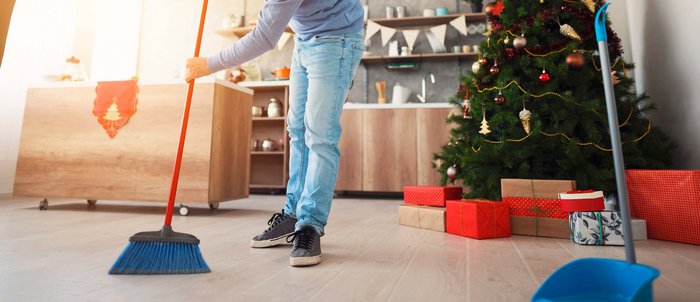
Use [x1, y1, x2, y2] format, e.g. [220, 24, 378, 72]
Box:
[267, 97, 283, 118]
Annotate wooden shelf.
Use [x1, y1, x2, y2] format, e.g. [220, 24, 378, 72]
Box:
[250, 184, 286, 189]
[251, 151, 285, 155]
[370, 13, 487, 28]
[215, 26, 294, 39]
[253, 117, 285, 121]
[361, 52, 477, 64]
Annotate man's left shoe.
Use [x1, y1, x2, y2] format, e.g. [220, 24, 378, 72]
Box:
[287, 225, 322, 267]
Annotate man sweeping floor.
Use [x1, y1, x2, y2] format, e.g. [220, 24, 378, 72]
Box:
[186, 0, 364, 267]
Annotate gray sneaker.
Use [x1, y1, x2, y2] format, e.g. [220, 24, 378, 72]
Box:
[287, 226, 321, 267]
[250, 210, 297, 248]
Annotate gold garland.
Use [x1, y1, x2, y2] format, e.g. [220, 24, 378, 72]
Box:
[474, 80, 565, 99]
[470, 120, 653, 153]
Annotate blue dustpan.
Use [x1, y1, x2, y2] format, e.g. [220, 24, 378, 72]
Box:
[533, 4, 661, 301]
[532, 258, 660, 302]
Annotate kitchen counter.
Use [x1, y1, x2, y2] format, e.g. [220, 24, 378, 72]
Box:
[29, 79, 254, 95]
[343, 102, 452, 109]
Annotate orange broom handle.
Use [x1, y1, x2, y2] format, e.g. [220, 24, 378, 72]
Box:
[165, 0, 209, 226]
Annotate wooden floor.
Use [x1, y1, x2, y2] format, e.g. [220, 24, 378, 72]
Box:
[0, 194, 699, 302]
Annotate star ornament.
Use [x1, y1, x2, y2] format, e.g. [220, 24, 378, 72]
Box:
[493, 1, 505, 16]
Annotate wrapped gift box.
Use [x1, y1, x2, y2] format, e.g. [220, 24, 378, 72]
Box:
[399, 204, 445, 232]
[569, 211, 625, 245]
[502, 179, 576, 238]
[632, 218, 648, 240]
[626, 170, 700, 245]
[558, 190, 605, 212]
[403, 186, 463, 207]
[510, 216, 570, 239]
[505, 197, 568, 219]
[446, 199, 510, 239]
[501, 179, 576, 199]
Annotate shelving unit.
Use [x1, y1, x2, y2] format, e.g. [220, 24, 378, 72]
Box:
[239, 81, 290, 190]
[370, 13, 487, 27]
[361, 52, 478, 64]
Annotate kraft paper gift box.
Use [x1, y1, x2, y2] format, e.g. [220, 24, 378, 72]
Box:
[502, 179, 575, 239]
[399, 204, 446, 232]
[500, 178, 576, 199]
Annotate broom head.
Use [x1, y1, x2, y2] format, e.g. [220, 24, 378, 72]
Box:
[109, 226, 211, 275]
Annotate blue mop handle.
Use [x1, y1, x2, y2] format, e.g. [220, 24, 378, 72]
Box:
[595, 3, 637, 264]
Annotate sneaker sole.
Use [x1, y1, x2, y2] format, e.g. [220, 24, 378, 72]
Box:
[289, 255, 322, 267]
[250, 235, 291, 248]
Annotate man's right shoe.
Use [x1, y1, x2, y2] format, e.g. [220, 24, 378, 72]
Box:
[250, 210, 297, 248]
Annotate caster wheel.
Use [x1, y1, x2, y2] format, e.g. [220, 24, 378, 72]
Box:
[87, 200, 97, 205]
[209, 202, 219, 210]
[39, 199, 48, 211]
[179, 205, 190, 216]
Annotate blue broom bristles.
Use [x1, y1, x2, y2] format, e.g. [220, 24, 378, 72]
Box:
[109, 241, 211, 275]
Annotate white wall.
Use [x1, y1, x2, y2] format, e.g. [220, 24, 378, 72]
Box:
[137, 0, 292, 82]
[0, 0, 78, 193]
[624, 0, 700, 168]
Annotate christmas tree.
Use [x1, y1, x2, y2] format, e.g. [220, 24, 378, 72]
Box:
[436, 0, 674, 200]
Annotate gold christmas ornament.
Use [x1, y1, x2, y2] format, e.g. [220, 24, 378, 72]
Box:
[513, 35, 527, 49]
[479, 109, 491, 135]
[560, 24, 582, 41]
[519, 108, 532, 134]
[581, 0, 596, 13]
[472, 61, 481, 73]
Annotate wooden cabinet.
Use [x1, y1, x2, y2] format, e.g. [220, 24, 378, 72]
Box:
[336, 107, 452, 192]
[336, 109, 363, 191]
[363, 109, 417, 191]
[416, 108, 453, 186]
[14, 81, 252, 205]
[240, 81, 290, 190]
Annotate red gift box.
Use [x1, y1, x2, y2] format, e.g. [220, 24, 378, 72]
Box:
[626, 170, 700, 245]
[403, 186, 463, 207]
[558, 190, 605, 212]
[446, 199, 510, 239]
[504, 197, 568, 219]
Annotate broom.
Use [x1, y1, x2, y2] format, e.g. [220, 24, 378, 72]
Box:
[109, 0, 211, 275]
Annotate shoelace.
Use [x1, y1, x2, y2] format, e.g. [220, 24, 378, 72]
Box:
[286, 227, 315, 251]
[264, 211, 286, 233]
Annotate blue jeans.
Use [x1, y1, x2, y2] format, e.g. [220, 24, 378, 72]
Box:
[283, 31, 364, 235]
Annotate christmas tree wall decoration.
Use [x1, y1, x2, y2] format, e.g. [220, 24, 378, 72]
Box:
[435, 0, 673, 200]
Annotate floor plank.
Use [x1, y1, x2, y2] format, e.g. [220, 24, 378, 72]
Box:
[1, 195, 699, 301]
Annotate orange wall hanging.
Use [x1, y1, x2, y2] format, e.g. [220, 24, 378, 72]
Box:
[92, 80, 138, 138]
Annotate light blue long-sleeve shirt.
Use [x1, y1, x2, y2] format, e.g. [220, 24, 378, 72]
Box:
[207, 0, 364, 73]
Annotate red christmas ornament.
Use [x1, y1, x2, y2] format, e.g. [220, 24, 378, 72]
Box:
[484, 2, 496, 17]
[505, 48, 516, 60]
[493, 1, 505, 16]
[494, 92, 505, 105]
[539, 69, 551, 83]
[462, 87, 471, 118]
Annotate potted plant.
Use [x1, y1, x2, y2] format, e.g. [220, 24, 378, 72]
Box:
[464, 0, 483, 13]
